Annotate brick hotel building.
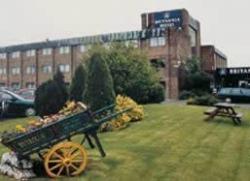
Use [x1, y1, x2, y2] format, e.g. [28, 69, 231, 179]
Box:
[0, 9, 227, 99]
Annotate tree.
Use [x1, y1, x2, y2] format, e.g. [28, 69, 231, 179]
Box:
[180, 58, 211, 95]
[35, 70, 69, 116]
[83, 43, 164, 103]
[70, 64, 87, 101]
[84, 52, 115, 111]
[53, 69, 68, 103]
[104, 43, 164, 103]
[35, 80, 64, 116]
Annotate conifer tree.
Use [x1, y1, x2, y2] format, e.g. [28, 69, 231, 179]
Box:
[84, 52, 115, 111]
[70, 64, 87, 101]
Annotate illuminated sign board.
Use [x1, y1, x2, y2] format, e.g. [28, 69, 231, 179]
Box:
[153, 10, 182, 28]
[218, 67, 250, 76]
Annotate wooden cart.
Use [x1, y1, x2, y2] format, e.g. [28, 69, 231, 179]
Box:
[1, 104, 130, 178]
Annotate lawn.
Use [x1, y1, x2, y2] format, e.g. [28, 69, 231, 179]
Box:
[0, 104, 250, 181]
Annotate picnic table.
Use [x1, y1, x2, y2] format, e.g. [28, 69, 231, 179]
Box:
[204, 103, 243, 125]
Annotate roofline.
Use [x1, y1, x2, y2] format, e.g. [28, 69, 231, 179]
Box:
[202, 45, 227, 60]
[0, 29, 143, 53]
[141, 8, 187, 16]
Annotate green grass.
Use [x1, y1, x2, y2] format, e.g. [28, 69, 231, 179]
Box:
[0, 104, 250, 181]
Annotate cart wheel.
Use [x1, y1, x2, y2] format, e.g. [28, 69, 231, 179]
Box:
[44, 142, 88, 178]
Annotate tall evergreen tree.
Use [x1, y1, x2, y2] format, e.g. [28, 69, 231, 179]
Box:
[84, 52, 115, 111]
[53, 69, 68, 104]
[35, 80, 64, 116]
[35, 70, 69, 116]
[70, 64, 87, 101]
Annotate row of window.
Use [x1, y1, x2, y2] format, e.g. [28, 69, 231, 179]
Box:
[0, 45, 87, 60]
[7, 82, 36, 89]
[0, 64, 70, 75]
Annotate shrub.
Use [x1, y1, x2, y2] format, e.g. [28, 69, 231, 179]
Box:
[35, 70, 68, 116]
[179, 90, 195, 100]
[187, 94, 218, 106]
[101, 95, 144, 131]
[35, 80, 65, 116]
[70, 64, 87, 101]
[180, 58, 212, 95]
[84, 52, 115, 111]
[147, 84, 165, 103]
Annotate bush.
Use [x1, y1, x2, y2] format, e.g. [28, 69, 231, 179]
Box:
[35, 80, 65, 116]
[180, 58, 212, 95]
[84, 52, 115, 111]
[148, 84, 165, 103]
[35, 70, 68, 116]
[70, 64, 87, 101]
[179, 90, 195, 100]
[101, 95, 144, 131]
[187, 94, 218, 106]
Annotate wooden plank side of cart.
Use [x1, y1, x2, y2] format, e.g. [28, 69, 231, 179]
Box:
[4, 111, 95, 156]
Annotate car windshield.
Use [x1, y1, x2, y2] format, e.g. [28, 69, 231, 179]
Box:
[220, 88, 231, 94]
[2, 90, 27, 101]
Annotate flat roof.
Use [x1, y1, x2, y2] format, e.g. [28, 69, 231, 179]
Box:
[202, 45, 227, 60]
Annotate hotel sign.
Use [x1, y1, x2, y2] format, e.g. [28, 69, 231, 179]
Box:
[153, 10, 182, 28]
[218, 67, 250, 76]
[228, 68, 250, 75]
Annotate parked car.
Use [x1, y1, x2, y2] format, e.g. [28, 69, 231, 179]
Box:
[16, 88, 35, 100]
[217, 87, 250, 103]
[0, 89, 35, 117]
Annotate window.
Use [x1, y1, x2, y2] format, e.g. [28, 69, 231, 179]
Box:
[79, 45, 86, 52]
[189, 27, 197, 47]
[125, 40, 139, 48]
[0, 83, 6, 87]
[42, 48, 52, 55]
[158, 37, 166, 46]
[26, 49, 36, 57]
[65, 64, 70, 72]
[11, 51, 20, 59]
[26, 82, 36, 89]
[0, 68, 7, 75]
[11, 82, 20, 89]
[11, 67, 20, 75]
[26, 65, 36, 74]
[58, 64, 70, 73]
[0, 53, 6, 59]
[150, 59, 166, 69]
[59, 46, 70, 54]
[42, 65, 52, 73]
[149, 37, 166, 47]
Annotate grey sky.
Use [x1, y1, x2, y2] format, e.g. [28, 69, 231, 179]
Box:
[0, 0, 249, 67]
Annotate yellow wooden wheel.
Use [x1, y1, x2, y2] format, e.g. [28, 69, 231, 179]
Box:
[44, 142, 88, 178]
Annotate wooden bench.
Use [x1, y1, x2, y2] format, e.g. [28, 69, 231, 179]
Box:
[204, 108, 217, 115]
[204, 103, 243, 125]
[235, 113, 243, 119]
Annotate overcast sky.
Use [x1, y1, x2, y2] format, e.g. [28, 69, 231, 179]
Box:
[0, 0, 249, 67]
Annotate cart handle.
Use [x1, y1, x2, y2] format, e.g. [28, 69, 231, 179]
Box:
[92, 104, 116, 116]
[95, 107, 133, 125]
